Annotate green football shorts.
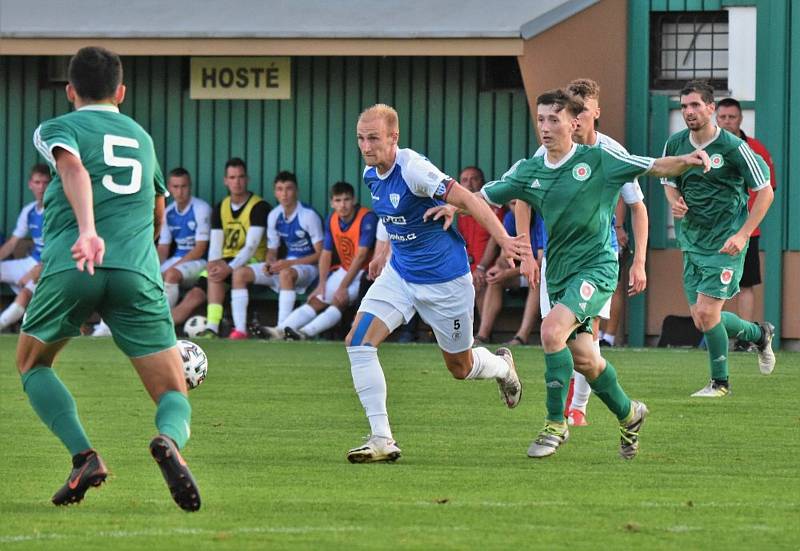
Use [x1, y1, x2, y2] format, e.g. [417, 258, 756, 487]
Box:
[548, 274, 614, 335]
[682, 248, 746, 305]
[22, 268, 176, 358]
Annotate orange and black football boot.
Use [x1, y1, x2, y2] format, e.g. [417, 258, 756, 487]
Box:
[149, 435, 201, 512]
[51, 449, 108, 506]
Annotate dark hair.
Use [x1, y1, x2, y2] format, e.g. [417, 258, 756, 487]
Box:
[330, 181, 354, 197]
[30, 163, 51, 178]
[225, 157, 247, 174]
[567, 78, 600, 100]
[460, 166, 485, 183]
[274, 170, 298, 186]
[68, 46, 123, 101]
[680, 80, 715, 104]
[716, 97, 742, 112]
[168, 167, 192, 184]
[536, 88, 583, 118]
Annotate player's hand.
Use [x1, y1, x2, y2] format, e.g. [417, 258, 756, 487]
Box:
[472, 267, 487, 290]
[498, 233, 531, 266]
[208, 261, 231, 282]
[519, 254, 539, 289]
[719, 232, 748, 256]
[672, 196, 689, 219]
[368, 255, 387, 280]
[616, 226, 629, 249]
[71, 231, 105, 275]
[333, 287, 349, 306]
[628, 259, 647, 296]
[270, 259, 291, 274]
[423, 204, 457, 230]
[685, 149, 711, 173]
[485, 265, 504, 284]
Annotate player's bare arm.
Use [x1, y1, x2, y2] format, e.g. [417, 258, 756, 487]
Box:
[513, 200, 539, 287]
[445, 182, 530, 264]
[720, 185, 774, 256]
[648, 149, 711, 178]
[174, 239, 208, 266]
[271, 241, 322, 273]
[663, 185, 689, 219]
[153, 194, 165, 240]
[0, 235, 20, 260]
[55, 147, 104, 274]
[628, 201, 649, 295]
[368, 240, 389, 280]
[336, 245, 371, 301]
[310, 249, 333, 299]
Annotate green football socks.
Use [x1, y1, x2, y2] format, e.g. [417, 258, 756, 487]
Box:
[156, 391, 192, 449]
[21, 366, 92, 456]
[721, 311, 763, 343]
[588, 361, 632, 422]
[544, 348, 573, 423]
[704, 321, 730, 381]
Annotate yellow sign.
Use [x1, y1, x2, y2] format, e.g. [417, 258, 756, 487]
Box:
[190, 57, 291, 100]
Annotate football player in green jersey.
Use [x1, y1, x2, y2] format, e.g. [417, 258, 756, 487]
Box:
[17, 46, 200, 511]
[662, 80, 775, 398]
[483, 88, 710, 459]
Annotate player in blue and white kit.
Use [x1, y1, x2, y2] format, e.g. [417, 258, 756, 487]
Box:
[0, 164, 50, 331]
[231, 171, 324, 339]
[344, 104, 531, 463]
[157, 168, 211, 307]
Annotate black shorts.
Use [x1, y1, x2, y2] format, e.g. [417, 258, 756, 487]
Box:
[739, 236, 761, 288]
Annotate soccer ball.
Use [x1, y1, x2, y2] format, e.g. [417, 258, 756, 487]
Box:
[178, 339, 208, 390]
[183, 315, 207, 338]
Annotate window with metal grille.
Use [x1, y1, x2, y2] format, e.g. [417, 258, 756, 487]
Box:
[650, 11, 728, 91]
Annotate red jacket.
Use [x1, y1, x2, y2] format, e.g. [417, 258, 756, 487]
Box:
[458, 206, 505, 271]
[742, 132, 777, 238]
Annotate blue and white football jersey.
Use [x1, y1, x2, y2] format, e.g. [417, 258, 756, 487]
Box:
[267, 202, 324, 259]
[13, 201, 45, 261]
[159, 197, 212, 258]
[364, 148, 469, 284]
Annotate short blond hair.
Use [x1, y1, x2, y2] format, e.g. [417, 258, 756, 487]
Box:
[358, 103, 399, 133]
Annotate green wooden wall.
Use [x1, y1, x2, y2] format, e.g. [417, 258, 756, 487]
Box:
[0, 55, 537, 235]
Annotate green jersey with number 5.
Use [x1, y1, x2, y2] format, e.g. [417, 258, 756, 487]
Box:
[33, 105, 165, 284]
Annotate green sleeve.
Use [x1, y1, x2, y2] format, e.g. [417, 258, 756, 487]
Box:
[599, 146, 655, 187]
[729, 142, 771, 191]
[33, 119, 80, 168]
[480, 159, 526, 206]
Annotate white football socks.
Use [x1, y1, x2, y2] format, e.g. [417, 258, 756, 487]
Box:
[466, 347, 510, 379]
[165, 282, 180, 308]
[282, 304, 317, 331]
[231, 288, 249, 332]
[347, 345, 392, 439]
[0, 302, 25, 329]
[571, 371, 591, 413]
[277, 290, 296, 328]
[301, 305, 342, 337]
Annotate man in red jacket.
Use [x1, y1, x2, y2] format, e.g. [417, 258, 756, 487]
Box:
[716, 98, 778, 351]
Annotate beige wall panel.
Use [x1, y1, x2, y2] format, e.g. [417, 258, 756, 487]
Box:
[517, 0, 628, 144]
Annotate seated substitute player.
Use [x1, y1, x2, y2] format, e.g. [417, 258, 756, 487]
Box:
[175, 157, 270, 336]
[243, 171, 324, 340]
[475, 202, 543, 346]
[490, 88, 710, 459]
[281, 181, 378, 340]
[158, 168, 211, 306]
[19, 46, 200, 510]
[662, 80, 775, 397]
[0, 163, 49, 331]
[529, 78, 650, 427]
[344, 104, 530, 463]
[92, 166, 211, 336]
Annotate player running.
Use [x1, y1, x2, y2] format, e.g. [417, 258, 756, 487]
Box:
[18, 46, 200, 511]
[344, 104, 530, 463]
[0, 164, 49, 331]
[662, 80, 775, 397]
[489, 89, 709, 459]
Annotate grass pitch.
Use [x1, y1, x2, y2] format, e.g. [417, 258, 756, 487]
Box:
[0, 335, 798, 550]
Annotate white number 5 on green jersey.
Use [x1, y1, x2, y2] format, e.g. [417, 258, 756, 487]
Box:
[102, 134, 141, 194]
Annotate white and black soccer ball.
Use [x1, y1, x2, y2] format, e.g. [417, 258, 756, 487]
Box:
[183, 315, 208, 338]
[178, 339, 208, 390]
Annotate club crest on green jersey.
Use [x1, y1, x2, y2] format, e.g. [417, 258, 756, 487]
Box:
[572, 163, 591, 181]
[720, 268, 734, 284]
[579, 280, 595, 300]
[710, 154, 724, 169]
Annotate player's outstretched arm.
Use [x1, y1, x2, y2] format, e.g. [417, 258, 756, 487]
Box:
[513, 201, 539, 288]
[628, 201, 648, 295]
[445, 182, 531, 264]
[55, 147, 104, 274]
[648, 149, 711, 178]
